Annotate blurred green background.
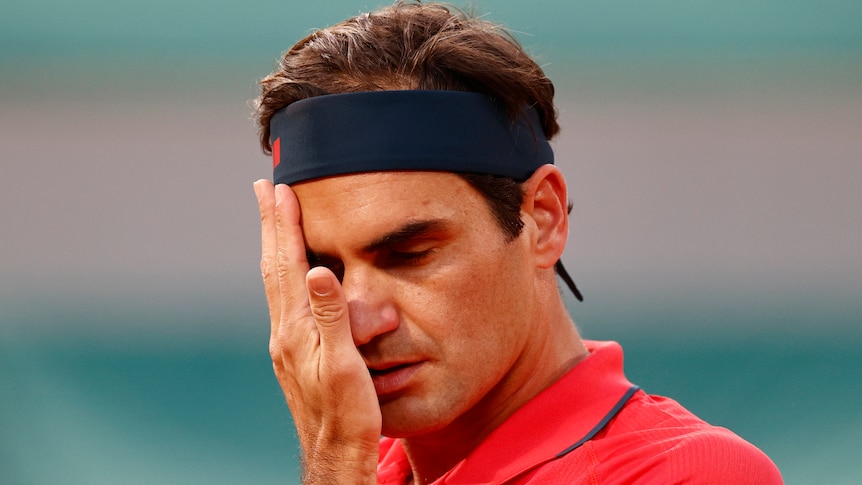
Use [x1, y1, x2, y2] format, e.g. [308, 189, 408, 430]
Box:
[1, 1, 860, 483]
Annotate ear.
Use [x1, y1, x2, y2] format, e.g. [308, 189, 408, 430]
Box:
[521, 165, 569, 269]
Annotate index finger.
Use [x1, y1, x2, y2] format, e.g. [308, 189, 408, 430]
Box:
[273, 183, 313, 326]
[253, 179, 284, 333]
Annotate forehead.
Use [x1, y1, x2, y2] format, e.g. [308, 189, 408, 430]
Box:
[293, 171, 473, 211]
[291, 171, 486, 245]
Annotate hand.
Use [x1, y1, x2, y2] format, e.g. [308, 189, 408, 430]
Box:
[254, 180, 380, 484]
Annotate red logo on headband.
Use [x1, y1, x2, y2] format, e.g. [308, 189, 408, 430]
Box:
[272, 137, 281, 169]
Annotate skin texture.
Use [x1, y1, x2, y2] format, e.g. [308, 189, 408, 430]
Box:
[253, 166, 587, 484]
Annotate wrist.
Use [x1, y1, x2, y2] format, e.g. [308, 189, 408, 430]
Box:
[301, 441, 378, 485]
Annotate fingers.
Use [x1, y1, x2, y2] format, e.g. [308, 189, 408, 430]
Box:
[253, 179, 282, 331]
[254, 180, 312, 340]
[306, 266, 356, 364]
[273, 184, 312, 324]
[256, 180, 359, 377]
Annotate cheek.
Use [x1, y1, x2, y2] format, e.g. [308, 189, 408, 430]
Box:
[380, 247, 532, 434]
[402, 245, 530, 359]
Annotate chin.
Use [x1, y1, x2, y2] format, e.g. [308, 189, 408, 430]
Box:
[380, 400, 459, 438]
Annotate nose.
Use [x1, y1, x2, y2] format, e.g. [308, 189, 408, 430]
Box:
[342, 267, 400, 346]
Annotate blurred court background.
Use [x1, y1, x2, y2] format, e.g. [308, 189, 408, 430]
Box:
[1, 1, 860, 483]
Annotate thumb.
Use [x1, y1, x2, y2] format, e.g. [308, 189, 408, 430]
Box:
[306, 266, 355, 353]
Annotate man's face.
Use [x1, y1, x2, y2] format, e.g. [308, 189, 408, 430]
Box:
[292, 171, 539, 437]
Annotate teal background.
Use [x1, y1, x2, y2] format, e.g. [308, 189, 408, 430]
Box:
[2, 1, 860, 483]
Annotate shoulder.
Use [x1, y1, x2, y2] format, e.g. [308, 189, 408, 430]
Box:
[584, 391, 783, 484]
[657, 426, 783, 484]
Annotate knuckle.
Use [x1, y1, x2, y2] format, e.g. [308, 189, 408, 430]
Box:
[258, 206, 271, 224]
[276, 247, 293, 273]
[260, 256, 275, 281]
[268, 337, 283, 361]
[310, 299, 346, 326]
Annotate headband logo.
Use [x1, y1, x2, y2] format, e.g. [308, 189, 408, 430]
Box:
[272, 137, 281, 169]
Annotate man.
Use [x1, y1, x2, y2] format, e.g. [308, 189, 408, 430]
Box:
[252, 2, 783, 483]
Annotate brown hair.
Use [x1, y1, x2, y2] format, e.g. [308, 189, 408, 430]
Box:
[255, 0, 560, 240]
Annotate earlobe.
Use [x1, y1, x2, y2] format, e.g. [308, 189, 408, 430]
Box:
[522, 165, 569, 269]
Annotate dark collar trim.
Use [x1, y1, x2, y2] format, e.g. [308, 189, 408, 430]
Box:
[555, 385, 641, 458]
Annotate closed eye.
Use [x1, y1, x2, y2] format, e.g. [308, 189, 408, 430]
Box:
[393, 248, 434, 260]
[385, 248, 436, 267]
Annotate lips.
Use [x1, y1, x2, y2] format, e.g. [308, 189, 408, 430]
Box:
[367, 361, 423, 397]
[369, 362, 412, 376]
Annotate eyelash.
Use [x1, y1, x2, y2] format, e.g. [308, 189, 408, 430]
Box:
[390, 248, 435, 264]
[308, 248, 435, 277]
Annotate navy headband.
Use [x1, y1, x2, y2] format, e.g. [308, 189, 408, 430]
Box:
[269, 90, 553, 185]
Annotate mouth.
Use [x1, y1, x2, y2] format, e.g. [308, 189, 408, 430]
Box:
[369, 363, 413, 377]
[367, 361, 423, 397]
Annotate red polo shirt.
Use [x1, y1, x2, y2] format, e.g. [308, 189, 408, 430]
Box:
[377, 340, 782, 484]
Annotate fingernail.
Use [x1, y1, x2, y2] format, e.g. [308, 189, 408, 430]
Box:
[253, 179, 270, 200]
[274, 183, 289, 203]
[309, 275, 334, 297]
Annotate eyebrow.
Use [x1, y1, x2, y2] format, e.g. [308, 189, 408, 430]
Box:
[362, 219, 450, 254]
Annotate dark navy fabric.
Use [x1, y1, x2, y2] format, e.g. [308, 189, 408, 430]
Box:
[270, 90, 553, 185]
